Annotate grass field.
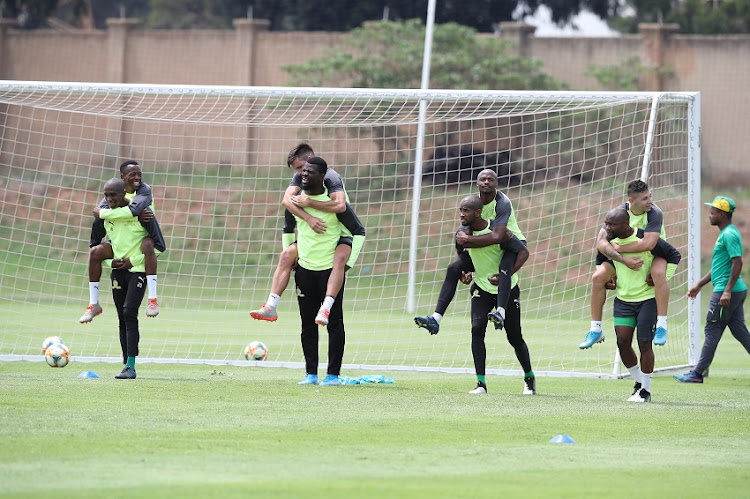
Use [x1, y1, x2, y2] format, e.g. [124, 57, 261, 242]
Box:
[3, 339, 750, 498]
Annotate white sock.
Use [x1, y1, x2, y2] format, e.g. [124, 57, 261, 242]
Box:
[656, 316, 668, 329]
[266, 293, 281, 310]
[590, 321, 602, 333]
[147, 275, 158, 300]
[627, 365, 643, 384]
[89, 282, 100, 305]
[641, 372, 653, 392]
[432, 312, 443, 324]
[321, 295, 335, 312]
[497, 307, 506, 320]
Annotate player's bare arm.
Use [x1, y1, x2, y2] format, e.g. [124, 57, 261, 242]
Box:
[596, 227, 643, 270]
[686, 269, 711, 300]
[281, 185, 327, 234]
[458, 226, 512, 248]
[291, 190, 346, 214]
[138, 208, 154, 223]
[111, 258, 133, 270]
[611, 231, 658, 253]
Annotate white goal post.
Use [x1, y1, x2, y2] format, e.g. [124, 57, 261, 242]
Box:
[0, 81, 701, 378]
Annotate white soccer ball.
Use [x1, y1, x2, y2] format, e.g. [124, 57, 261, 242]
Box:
[45, 343, 70, 368]
[41, 336, 64, 353]
[244, 341, 268, 361]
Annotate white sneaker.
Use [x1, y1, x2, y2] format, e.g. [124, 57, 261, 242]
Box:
[522, 376, 536, 395]
[628, 388, 651, 403]
[250, 305, 278, 322]
[146, 298, 159, 318]
[626, 382, 643, 402]
[469, 382, 487, 394]
[79, 303, 103, 323]
[314, 308, 330, 326]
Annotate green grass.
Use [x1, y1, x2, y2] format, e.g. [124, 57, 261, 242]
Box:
[3, 341, 750, 498]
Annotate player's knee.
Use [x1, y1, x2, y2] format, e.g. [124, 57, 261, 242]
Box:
[505, 334, 524, 349]
[333, 247, 351, 267]
[141, 237, 155, 255]
[122, 306, 138, 322]
[447, 259, 465, 277]
[592, 268, 613, 287]
[278, 246, 298, 268]
[471, 325, 486, 338]
[90, 244, 110, 262]
[327, 317, 344, 330]
[651, 267, 667, 282]
[615, 334, 630, 349]
[89, 246, 101, 262]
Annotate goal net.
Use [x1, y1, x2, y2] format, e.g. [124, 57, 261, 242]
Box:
[0, 81, 700, 378]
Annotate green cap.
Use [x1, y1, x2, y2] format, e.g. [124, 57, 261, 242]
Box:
[704, 195, 736, 213]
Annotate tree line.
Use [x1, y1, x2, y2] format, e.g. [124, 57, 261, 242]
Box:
[5, 0, 750, 34]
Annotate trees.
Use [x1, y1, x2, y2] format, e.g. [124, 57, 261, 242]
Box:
[611, 0, 750, 34]
[6, 0, 750, 34]
[1, 1, 619, 32]
[282, 19, 564, 90]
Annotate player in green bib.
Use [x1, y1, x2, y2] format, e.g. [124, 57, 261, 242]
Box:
[292, 157, 364, 386]
[675, 196, 750, 383]
[455, 195, 535, 395]
[251, 143, 364, 326]
[603, 207, 663, 402]
[81, 160, 166, 323]
[581, 180, 678, 349]
[96, 178, 153, 379]
[415, 169, 529, 335]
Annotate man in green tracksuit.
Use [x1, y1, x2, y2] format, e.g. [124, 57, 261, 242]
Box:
[675, 196, 750, 383]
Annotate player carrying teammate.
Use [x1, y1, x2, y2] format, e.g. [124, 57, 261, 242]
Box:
[79, 160, 166, 323]
[250, 144, 364, 325]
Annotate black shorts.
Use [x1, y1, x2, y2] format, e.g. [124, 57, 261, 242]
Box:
[613, 297, 657, 342]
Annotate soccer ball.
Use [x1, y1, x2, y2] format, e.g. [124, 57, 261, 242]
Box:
[41, 336, 64, 353]
[45, 343, 70, 368]
[244, 341, 268, 361]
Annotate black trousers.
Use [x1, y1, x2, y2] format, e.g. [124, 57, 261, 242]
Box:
[295, 265, 346, 376]
[470, 284, 531, 376]
[111, 269, 146, 363]
[695, 290, 750, 374]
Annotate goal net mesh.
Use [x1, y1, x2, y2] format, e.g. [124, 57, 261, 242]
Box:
[0, 82, 697, 377]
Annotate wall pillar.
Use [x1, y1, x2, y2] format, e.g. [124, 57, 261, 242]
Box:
[105, 18, 142, 83]
[105, 18, 142, 164]
[498, 22, 536, 58]
[639, 23, 679, 91]
[233, 18, 271, 86]
[233, 18, 270, 170]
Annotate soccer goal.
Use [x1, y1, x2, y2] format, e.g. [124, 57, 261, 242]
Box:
[0, 81, 701, 378]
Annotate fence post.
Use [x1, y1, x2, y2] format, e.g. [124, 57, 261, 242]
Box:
[233, 18, 271, 86]
[639, 23, 679, 91]
[105, 18, 143, 83]
[233, 18, 271, 170]
[498, 22, 536, 58]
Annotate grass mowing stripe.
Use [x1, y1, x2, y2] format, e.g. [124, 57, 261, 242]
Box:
[2, 342, 750, 497]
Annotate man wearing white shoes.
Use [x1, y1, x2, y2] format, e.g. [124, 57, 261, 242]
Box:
[455, 195, 535, 396]
[601, 207, 664, 402]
